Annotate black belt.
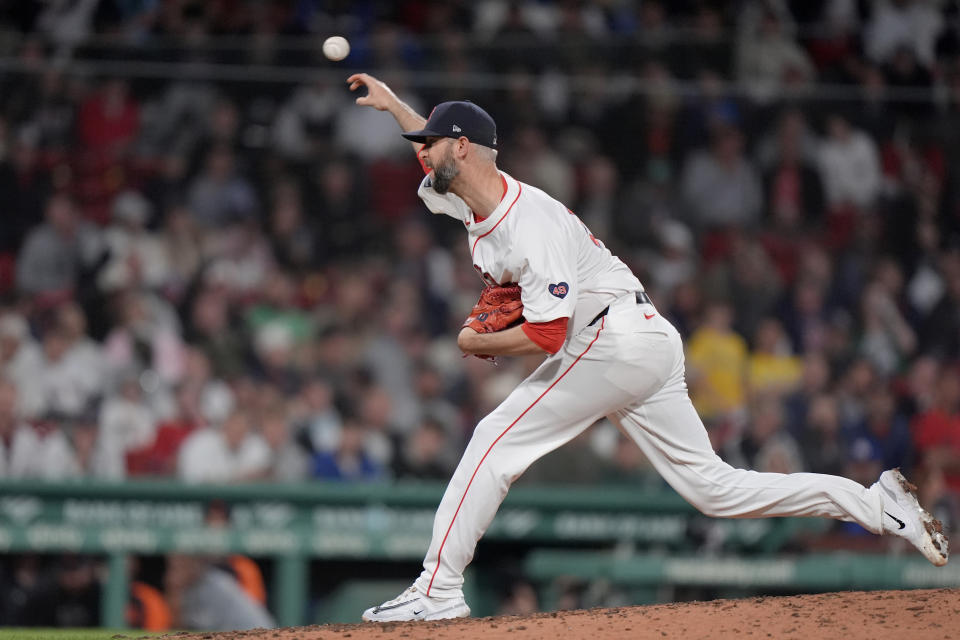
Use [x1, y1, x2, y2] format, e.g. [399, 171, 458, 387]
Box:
[588, 291, 653, 327]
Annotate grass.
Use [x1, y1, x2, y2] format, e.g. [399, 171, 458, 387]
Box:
[0, 630, 172, 640]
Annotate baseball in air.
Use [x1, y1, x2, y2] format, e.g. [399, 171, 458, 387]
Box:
[323, 36, 350, 61]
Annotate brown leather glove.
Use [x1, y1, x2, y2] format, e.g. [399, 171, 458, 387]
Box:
[462, 284, 524, 334]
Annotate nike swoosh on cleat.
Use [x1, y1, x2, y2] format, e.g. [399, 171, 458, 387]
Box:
[373, 598, 420, 614]
[885, 511, 906, 530]
[412, 609, 424, 616]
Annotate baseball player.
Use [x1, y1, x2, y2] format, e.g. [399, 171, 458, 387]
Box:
[347, 73, 949, 622]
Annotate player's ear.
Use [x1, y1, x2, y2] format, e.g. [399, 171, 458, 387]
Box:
[455, 136, 470, 159]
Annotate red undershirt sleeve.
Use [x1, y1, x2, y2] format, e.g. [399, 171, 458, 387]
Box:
[521, 317, 569, 354]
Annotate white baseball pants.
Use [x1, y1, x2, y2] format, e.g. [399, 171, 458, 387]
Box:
[414, 294, 884, 598]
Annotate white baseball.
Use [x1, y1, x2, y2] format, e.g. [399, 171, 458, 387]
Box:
[323, 36, 350, 62]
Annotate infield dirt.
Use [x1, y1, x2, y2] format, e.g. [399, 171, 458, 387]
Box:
[164, 588, 960, 640]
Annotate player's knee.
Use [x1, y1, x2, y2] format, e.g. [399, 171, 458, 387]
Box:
[676, 461, 737, 517]
[481, 459, 521, 491]
[460, 418, 509, 464]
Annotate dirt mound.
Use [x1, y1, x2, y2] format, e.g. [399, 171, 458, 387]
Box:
[170, 588, 959, 640]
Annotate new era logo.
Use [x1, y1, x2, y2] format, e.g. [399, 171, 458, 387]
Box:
[452, 124, 462, 132]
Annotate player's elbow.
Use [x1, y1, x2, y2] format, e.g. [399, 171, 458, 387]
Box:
[538, 341, 561, 355]
[457, 327, 477, 353]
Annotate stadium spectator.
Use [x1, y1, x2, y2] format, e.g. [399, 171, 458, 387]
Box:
[736, 6, 816, 104]
[61, 405, 111, 478]
[251, 321, 302, 395]
[6, 555, 101, 627]
[686, 300, 749, 421]
[37, 326, 100, 418]
[177, 410, 271, 483]
[259, 406, 310, 482]
[245, 270, 315, 354]
[265, 178, 316, 272]
[164, 554, 275, 631]
[747, 317, 803, 398]
[864, 0, 943, 68]
[0, 378, 72, 479]
[912, 366, 960, 494]
[311, 418, 385, 482]
[392, 416, 454, 481]
[0, 313, 45, 418]
[96, 374, 156, 479]
[126, 381, 204, 476]
[858, 280, 917, 376]
[502, 125, 576, 205]
[818, 113, 882, 213]
[799, 393, 847, 477]
[98, 190, 170, 293]
[854, 385, 912, 471]
[724, 394, 804, 474]
[782, 351, 833, 435]
[294, 376, 343, 455]
[185, 287, 247, 379]
[15, 193, 103, 301]
[637, 219, 697, 307]
[758, 108, 825, 235]
[186, 144, 258, 227]
[353, 384, 401, 466]
[680, 124, 763, 230]
[55, 302, 104, 387]
[156, 205, 203, 299]
[102, 289, 185, 385]
[271, 80, 345, 163]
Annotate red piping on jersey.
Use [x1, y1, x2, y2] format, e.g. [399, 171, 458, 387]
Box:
[471, 180, 522, 259]
[470, 176, 507, 224]
[425, 316, 606, 597]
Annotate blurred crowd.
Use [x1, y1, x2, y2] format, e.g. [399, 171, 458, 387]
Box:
[0, 0, 959, 544]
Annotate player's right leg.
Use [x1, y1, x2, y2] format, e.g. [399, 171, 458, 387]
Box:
[362, 315, 681, 621]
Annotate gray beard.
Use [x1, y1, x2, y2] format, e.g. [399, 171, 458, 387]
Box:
[432, 160, 459, 195]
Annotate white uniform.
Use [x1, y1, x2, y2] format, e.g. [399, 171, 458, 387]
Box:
[414, 170, 884, 599]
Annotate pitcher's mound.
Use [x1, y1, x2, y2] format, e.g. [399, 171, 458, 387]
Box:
[174, 588, 960, 640]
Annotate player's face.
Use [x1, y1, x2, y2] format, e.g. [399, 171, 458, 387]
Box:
[423, 137, 459, 195]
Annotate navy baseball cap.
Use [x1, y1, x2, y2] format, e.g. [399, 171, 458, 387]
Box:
[401, 101, 497, 149]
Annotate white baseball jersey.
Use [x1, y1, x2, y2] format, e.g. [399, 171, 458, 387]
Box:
[419, 171, 641, 336]
[412, 168, 886, 601]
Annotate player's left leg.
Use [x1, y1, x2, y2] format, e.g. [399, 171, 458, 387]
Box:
[611, 392, 885, 529]
[609, 326, 948, 566]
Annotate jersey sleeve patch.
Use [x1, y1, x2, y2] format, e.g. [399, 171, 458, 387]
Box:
[548, 282, 569, 299]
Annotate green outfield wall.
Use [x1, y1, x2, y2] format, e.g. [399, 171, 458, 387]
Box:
[0, 480, 956, 627]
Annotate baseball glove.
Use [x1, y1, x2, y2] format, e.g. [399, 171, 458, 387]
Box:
[462, 284, 524, 334]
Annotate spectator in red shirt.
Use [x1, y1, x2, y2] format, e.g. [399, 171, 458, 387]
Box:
[126, 382, 204, 477]
[912, 365, 960, 492]
[77, 79, 139, 153]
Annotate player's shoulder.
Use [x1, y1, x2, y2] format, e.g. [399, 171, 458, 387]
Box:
[512, 180, 571, 226]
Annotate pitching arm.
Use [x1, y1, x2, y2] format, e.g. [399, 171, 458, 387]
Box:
[458, 324, 548, 357]
[348, 73, 426, 155]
